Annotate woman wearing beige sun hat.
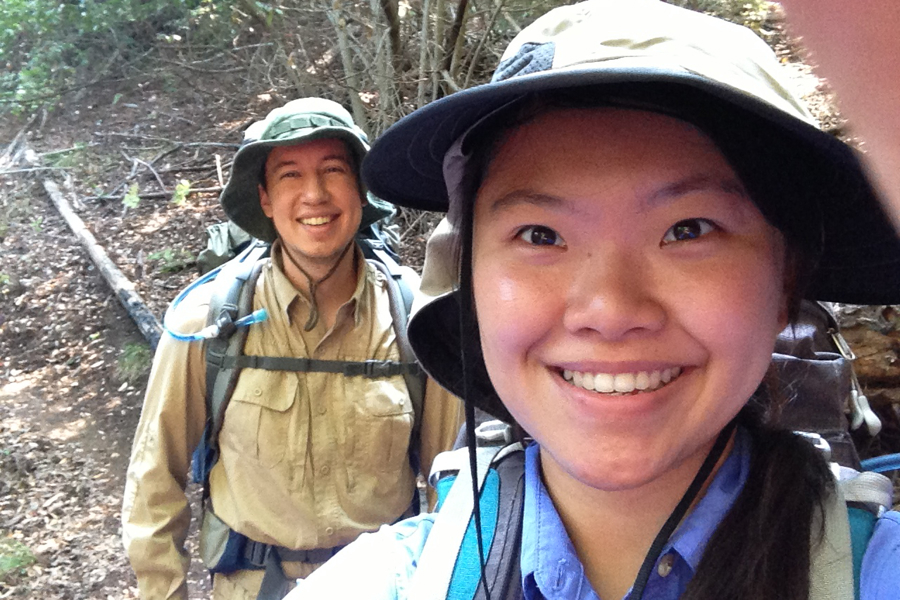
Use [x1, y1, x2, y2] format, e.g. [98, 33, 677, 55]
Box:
[287, 1, 900, 599]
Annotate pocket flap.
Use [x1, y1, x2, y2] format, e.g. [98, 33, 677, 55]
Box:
[231, 369, 297, 412]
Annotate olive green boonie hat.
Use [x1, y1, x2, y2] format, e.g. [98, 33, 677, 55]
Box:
[361, 0, 900, 422]
[219, 97, 394, 242]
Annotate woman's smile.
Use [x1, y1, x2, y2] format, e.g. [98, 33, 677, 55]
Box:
[472, 107, 788, 493]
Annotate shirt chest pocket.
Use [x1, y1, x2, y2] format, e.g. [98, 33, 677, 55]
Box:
[344, 377, 414, 474]
[220, 370, 301, 469]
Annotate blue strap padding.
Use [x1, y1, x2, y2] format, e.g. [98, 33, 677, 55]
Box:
[435, 476, 456, 512]
[860, 453, 900, 473]
[848, 506, 877, 600]
[447, 470, 500, 600]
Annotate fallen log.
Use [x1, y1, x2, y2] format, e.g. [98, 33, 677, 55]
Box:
[39, 176, 163, 349]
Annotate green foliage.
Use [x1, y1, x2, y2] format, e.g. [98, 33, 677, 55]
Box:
[116, 342, 152, 384]
[122, 183, 141, 210]
[29, 216, 43, 234]
[0, 0, 239, 112]
[0, 536, 36, 583]
[44, 143, 89, 169]
[148, 248, 195, 273]
[171, 179, 191, 206]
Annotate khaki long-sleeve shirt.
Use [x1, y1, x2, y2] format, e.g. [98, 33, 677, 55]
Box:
[122, 245, 464, 600]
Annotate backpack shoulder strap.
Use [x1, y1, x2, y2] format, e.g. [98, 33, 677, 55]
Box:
[413, 443, 525, 600]
[809, 466, 894, 600]
[196, 243, 268, 493]
[368, 257, 426, 462]
[840, 468, 894, 599]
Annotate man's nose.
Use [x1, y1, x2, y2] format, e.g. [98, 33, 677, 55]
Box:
[299, 175, 329, 203]
[562, 249, 666, 340]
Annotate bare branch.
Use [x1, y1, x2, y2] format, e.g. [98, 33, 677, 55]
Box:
[464, 0, 506, 88]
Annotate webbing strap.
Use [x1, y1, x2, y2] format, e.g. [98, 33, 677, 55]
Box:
[217, 354, 421, 377]
[809, 483, 855, 600]
[410, 445, 505, 600]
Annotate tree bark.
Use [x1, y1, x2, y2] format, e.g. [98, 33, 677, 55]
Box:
[442, 0, 470, 77]
[325, 2, 371, 136]
[40, 178, 162, 349]
[378, 0, 403, 75]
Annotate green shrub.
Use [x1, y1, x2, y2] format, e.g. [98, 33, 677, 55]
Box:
[0, 0, 239, 112]
[0, 536, 36, 583]
[116, 342, 152, 384]
[148, 248, 195, 273]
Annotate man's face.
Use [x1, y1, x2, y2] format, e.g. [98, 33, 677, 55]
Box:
[259, 138, 364, 272]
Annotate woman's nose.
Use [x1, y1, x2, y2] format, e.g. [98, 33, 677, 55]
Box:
[562, 249, 666, 340]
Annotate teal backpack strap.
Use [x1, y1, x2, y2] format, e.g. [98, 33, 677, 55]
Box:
[839, 469, 894, 599]
[847, 504, 878, 600]
[415, 443, 525, 600]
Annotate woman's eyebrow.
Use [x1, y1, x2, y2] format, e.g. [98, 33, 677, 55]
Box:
[644, 175, 748, 209]
[487, 191, 567, 214]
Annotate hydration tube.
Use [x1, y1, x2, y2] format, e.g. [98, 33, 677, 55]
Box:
[860, 453, 900, 474]
[162, 263, 268, 342]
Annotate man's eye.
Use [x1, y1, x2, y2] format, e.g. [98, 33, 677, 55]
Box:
[280, 171, 299, 179]
[516, 225, 565, 247]
[661, 218, 717, 244]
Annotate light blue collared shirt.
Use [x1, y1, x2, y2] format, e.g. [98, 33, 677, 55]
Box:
[521, 430, 750, 600]
[289, 431, 900, 599]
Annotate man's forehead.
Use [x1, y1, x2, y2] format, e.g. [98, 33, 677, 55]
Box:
[265, 137, 353, 167]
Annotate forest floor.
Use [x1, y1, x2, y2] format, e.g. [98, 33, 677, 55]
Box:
[0, 7, 893, 599]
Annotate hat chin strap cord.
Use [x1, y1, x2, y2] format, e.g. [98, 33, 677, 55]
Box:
[280, 238, 354, 331]
[630, 418, 737, 600]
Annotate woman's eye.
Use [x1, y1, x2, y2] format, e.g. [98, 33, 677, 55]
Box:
[516, 225, 565, 247]
[661, 218, 717, 245]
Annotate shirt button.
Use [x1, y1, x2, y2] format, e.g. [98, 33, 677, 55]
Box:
[253, 388, 262, 396]
[657, 553, 674, 578]
[324, 527, 334, 536]
[320, 465, 330, 475]
[318, 406, 327, 415]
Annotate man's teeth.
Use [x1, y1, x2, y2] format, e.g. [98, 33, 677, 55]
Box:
[563, 367, 682, 394]
[301, 216, 333, 225]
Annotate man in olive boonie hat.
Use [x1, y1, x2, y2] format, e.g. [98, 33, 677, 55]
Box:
[122, 97, 463, 600]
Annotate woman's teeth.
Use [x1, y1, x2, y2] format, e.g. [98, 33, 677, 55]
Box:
[301, 216, 333, 225]
[562, 367, 682, 394]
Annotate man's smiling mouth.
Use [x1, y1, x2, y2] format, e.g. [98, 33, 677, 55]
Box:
[562, 367, 683, 395]
[299, 216, 335, 226]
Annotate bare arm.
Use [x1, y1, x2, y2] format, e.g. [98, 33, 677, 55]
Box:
[779, 0, 900, 227]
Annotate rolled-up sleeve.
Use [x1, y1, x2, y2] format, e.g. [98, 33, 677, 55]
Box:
[121, 296, 209, 600]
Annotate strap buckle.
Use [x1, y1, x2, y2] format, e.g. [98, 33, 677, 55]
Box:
[345, 360, 397, 378]
[245, 540, 271, 568]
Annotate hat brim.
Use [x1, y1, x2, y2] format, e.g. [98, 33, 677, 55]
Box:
[362, 66, 900, 306]
[221, 127, 392, 241]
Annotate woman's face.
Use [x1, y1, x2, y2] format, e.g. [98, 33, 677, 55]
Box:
[472, 108, 788, 494]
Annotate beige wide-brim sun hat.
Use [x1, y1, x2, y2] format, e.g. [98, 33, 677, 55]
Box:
[360, 0, 900, 422]
[219, 97, 394, 242]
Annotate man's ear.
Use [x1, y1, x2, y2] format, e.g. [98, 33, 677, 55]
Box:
[259, 184, 273, 218]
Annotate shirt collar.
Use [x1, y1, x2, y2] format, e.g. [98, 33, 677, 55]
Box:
[520, 428, 751, 599]
[269, 240, 370, 326]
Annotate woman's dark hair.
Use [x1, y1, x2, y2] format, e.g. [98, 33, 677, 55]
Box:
[455, 87, 834, 600]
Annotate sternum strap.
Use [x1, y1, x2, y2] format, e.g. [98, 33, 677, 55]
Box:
[222, 354, 422, 378]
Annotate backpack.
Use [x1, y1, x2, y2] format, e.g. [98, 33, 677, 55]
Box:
[189, 222, 423, 494]
[773, 300, 882, 469]
[169, 224, 425, 597]
[427, 434, 897, 600]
